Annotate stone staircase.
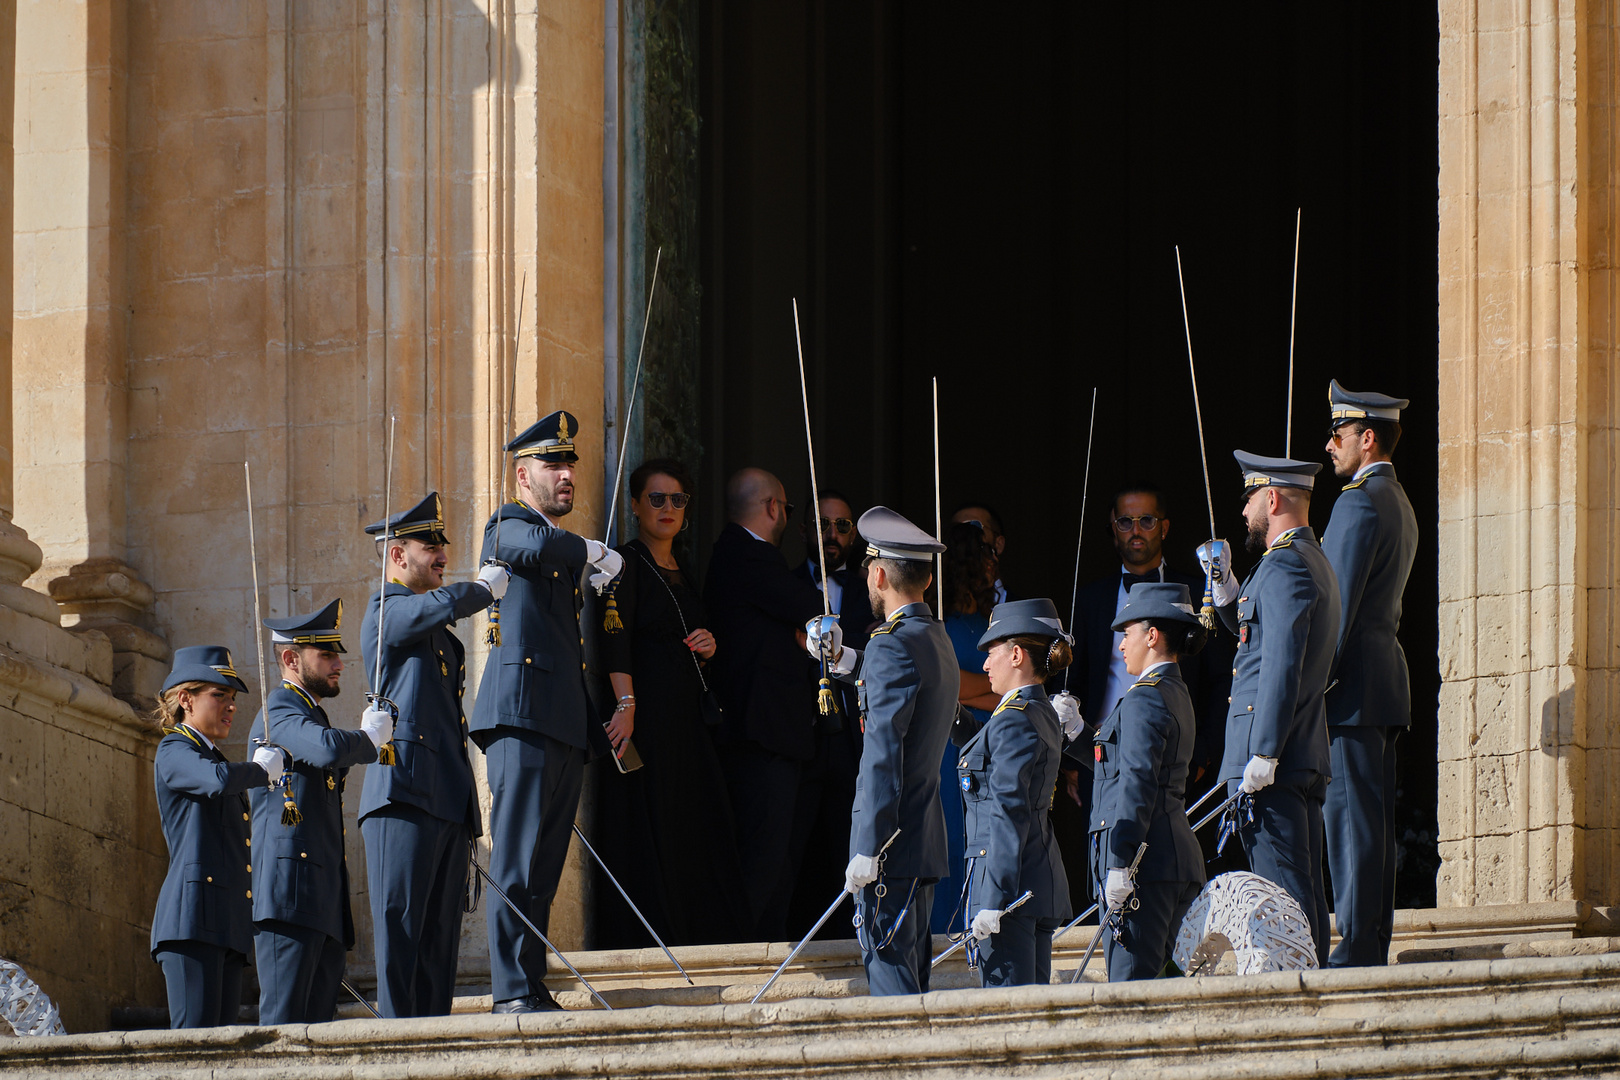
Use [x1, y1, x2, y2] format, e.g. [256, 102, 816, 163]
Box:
[9, 903, 1620, 1078]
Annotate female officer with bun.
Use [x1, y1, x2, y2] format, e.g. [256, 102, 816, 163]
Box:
[150, 645, 284, 1027]
[956, 598, 1073, 986]
[1089, 581, 1208, 980]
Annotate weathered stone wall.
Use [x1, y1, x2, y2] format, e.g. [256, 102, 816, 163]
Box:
[1437, 0, 1620, 907]
[3, 0, 604, 1026]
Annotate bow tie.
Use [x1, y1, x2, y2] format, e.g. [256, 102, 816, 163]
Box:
[1123, 570, 1159, 591]
[829, 566, 849, 588]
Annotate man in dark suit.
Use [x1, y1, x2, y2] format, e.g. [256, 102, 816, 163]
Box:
[704, 467, 824, 941]
[1202, 452, 1342, 966]
[804, 506, 955, 995]
[359, 493, 505, 1017]
[1321, 381, 1419, 967]
[1056, 484, 1235, 902]
[470, 410, 624, 1014]
[252, 600, 387, 1025]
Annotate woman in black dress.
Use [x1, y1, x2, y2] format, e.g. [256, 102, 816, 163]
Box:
[594, 458, 745, 946]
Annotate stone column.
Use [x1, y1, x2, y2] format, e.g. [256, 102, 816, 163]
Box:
[12, 0, 167, 709]
[1437, 0, 1620, 906]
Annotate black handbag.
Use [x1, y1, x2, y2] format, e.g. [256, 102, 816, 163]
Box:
[635, 548, 724, 727]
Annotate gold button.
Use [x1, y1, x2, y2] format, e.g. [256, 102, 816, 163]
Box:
[246, 890, 252, 899]
[243, 813, 250, 821]
[206, 876, 213, 883]
[1247, 705, 1254, 712]
[245, 838, 251, 846]
[581, 663, 586, 670]
[246, 864, 252, 872]
[1232, 668, 1237, 676]
[300, 852, 307, 859]
[1227, 696, 1232, 703]
[525, 658, 531, 665]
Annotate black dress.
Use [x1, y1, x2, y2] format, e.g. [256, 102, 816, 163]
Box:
[591, 539, 747, 947]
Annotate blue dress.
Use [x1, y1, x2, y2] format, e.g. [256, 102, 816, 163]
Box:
[933, 612, 990, 933]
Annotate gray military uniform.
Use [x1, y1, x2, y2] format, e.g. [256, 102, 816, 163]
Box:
[957, 683, 1070, 986]
[1217, 526, 1340, 965]
[1090, 663, 1205, 980]
[835, 601, 957, 996]
[1322, 461, 1418, 966]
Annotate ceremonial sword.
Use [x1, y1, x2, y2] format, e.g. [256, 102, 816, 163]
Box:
[792, 297, 837, 717]
[1063, 387, 1098, 693]
[1174, 246, 1220, 631]
[469, 860, 613, 1010]
[1070, 842, 1147, 984]
[570, 823, 692, 984]
[367, 415, 399, 766]
[751, 828, 900, 1004]
[929, 889, 1033, 968]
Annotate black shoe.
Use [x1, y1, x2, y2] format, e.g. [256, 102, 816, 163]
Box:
[491, 991, 563, 1014]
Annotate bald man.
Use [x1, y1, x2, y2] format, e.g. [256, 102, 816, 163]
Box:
[704, 467, 825, 941]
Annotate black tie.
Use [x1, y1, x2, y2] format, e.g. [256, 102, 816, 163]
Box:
[1123, 571, 1157, 592]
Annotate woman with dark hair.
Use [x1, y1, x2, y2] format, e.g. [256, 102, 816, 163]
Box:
[594, 457, 743, 946]
[150, 646, 284, 1027]
[1089, 581, 1208, 981]
[954, 599, 1074, 986]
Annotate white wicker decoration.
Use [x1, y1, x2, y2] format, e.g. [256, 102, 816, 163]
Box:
[0, 958, 66, 1036]
[1173, 871, 1319, 976]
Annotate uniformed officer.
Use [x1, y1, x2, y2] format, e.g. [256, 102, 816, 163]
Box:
[1199, 452, 1341, 966]
[955, 598, 1073, 987]
[1088, 583, 1207, 981]
[1321, 381, 1418, 967]
[151, 646, 283, 1027]
[359, 493, 508, 1017]
[252, 600, 392, 1025]
[471, 410, 624, 1014]
[804, 506, 954, 996]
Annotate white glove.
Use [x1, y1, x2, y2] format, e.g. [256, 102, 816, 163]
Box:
[804, 615, 844, 664]
[1195, 539, 1239, 607]
[477, 562, 511, 600]
[1240, 754, 1278, 794]
[970, 908, 1001, 941]
[252, 745, 285, 785]
[361, 705, 396, 749]
[588, 546, 625, 595]
[845, 853, 879, 894]
[1052, 691, 1084, 741]
[1105, 868, 1135, 911]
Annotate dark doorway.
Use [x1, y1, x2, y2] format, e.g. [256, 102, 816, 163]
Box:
[696, 1, 1439, 907]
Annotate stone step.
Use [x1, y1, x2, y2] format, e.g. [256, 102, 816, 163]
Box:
[13, 953, 1620, 1078]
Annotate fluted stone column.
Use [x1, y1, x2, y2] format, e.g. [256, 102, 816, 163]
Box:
[1437, 0, 1620, 907]
[12, 0, 167, 709]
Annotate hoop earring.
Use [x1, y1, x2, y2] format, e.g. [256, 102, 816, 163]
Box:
[681, 519, 690, 532]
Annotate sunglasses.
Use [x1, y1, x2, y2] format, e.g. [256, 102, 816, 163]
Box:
[1112, 515, 1161, 533]
[645, 491, 690, 509]
[820, 517, 855, 536]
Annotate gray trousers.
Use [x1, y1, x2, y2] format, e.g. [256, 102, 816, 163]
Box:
[362, 805, 471, 1017]
[857, 878, 935, 996]
[254, 919, 343, 1025]
[976, 912, 1058, 987]
[483, 728, 585, 1003]
[155, 941, 244, 1028]
[1324, 725, 1399, 967]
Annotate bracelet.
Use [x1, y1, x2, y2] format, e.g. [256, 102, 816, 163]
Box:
[617, 694, 635, 703]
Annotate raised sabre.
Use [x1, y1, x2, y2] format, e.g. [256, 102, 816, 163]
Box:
[1063, 387, 1099, 692]
[485, 272, 525, 647]
[792, 297, 837, 717]
[1174, 246, 1220, 631]
[367, 415, 398, 766]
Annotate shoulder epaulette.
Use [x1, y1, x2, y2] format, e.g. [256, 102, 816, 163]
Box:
[870, 613, 905, 636]
[280, 680, 317, 710]
[1342, 475, 1370, 491]
[993, 698, 1029, 713]
[1130, 672, 1164, 689]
